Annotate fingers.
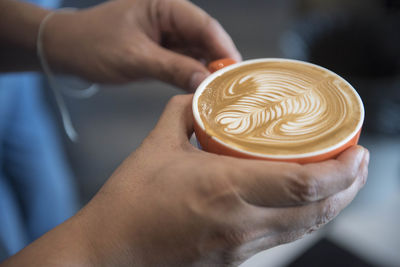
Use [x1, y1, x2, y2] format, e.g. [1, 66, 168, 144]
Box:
[151, 94, 195, 145]
[203, 153, 368, 265]
[195, 147, 368, 258]
[266, 154, 368, 240]
[230, 154, 368, 254]
[162, 0, 242, 62]
[195, 17, 242, 63]
[144, 42, 210, 91]
[299, 146, 367, 202]
[230, 146, 368, 207]
[144, 0, 242, 91]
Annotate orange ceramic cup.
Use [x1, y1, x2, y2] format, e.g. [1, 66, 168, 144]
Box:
[192, 58, 365, 164]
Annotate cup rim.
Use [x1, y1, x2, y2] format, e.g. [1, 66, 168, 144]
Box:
[192, 58, 365, 160]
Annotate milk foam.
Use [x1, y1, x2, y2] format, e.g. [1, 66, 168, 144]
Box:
[198, 61, 362, 155]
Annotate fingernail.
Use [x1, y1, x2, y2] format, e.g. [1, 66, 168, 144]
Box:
[189, 72, 209, 92]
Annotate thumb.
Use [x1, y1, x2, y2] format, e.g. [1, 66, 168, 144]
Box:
[152, 94, 195, 145]
[145, 43, 210, 92]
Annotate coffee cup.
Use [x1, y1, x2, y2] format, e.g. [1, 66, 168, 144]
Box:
[192, 58, 364, 164]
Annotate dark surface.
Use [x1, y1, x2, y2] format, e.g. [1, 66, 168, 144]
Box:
[288, 239, 376, 267]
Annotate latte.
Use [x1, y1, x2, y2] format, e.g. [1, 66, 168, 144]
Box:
[195, 59, 363, 157]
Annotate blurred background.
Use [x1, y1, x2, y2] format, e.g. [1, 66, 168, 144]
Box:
[52, 0, 400, 266]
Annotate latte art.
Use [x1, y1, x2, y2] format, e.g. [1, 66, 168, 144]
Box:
[198, 61, 362, 155]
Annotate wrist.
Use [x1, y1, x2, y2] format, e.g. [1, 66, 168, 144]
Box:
[0, 0, 51, 71]
[80, 195, 147, 266]
[40, 9, 83, 76]
[3, 209, 100, 266]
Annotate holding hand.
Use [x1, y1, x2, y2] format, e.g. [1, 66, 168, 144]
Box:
[5, 95, 368, 266]
[42, 0, 241, 90]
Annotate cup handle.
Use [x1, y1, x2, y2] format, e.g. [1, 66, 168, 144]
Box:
[208, 58, 237, 73]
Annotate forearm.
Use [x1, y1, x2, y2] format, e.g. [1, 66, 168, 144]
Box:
[0, 0, 50, 72]
[0, 194, 147, 267]
[0, 210, 99, 267]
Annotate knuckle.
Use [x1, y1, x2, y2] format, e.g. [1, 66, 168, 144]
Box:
[210, 211, 253, 249]
[317, 199, 338, 226]
[204, 221, 249, 253]
[286, 168, 318, 203]
[349, 164, 360, 183]
[221, 227, 249, 248]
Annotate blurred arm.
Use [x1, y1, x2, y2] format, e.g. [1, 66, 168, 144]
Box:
[0, 0, 242, 91]
[0, 0, 50, 72]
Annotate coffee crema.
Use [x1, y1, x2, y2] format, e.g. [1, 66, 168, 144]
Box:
[197, 61, 362, 155]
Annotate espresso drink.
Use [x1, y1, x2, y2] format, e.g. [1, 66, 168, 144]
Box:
[197, 60, 362, 155]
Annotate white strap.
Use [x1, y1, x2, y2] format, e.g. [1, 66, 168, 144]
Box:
[37, 8, 99, 142]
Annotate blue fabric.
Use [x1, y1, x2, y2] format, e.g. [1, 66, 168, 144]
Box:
[0, 73, 79, 258]
[0, 0, 79, 260]
[23, 0, 61, 9]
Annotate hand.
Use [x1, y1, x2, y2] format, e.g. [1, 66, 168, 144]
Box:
[42, 0, 241, 91]
[3, 95, 368, 267]
[82, 95, 369, 266]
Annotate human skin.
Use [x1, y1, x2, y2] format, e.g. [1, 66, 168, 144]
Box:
[0, 0, 369, 265]
[1, 95, 369, 266]
[0, 0, 241, 91]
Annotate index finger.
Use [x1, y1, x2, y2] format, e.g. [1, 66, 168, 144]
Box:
[158, 0, 242, 62]
[230, 146, 368, 207]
